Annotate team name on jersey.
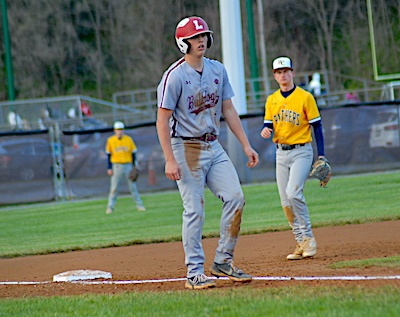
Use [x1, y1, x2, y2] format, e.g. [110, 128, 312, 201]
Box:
[115, 145, 129, 153]
[274, 109, 301, 126]
[188, 90, 220, 115]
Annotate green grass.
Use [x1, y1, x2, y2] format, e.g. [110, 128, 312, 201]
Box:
[1, 286, 399, 317]
[328, 255, 400, 269]
[0, 171, 399, 258]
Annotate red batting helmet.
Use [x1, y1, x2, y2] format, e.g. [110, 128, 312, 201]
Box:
[175, 16, 213, 54]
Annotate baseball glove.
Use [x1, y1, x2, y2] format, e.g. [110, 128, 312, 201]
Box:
[128, 166, 139, 182]
[310, 157, 332, 187]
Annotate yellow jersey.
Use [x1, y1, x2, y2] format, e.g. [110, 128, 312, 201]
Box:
[264, 86, 321, 145]
[105, 134, 137, 164]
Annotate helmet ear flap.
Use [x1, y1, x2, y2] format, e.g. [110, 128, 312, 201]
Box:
[176, 38, 190, 54]
[206, 33, 213, 49]
[183, 39, 191, 53]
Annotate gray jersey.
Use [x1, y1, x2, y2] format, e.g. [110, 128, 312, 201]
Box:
[157, 57, 234, 137]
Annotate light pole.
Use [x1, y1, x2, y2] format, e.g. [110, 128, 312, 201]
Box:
[246, 0, 260, 100]
[256, 0, 270, 95]
[1, 0, 15, 101]
[219, 0, 251, 182]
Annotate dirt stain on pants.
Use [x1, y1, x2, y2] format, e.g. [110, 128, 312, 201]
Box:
[184, 142, 202, 172]
[229, 209, 243, 238]
[283, 206, 295, 224]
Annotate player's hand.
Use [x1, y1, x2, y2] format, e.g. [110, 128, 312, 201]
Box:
[244, 146, 259, 168]
[260, 127, 273, 139]
[165, 159, 182, 181]
[107, 169, 113, 176]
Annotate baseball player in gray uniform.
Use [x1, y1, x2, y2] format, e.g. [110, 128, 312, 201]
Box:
[157, 16, 259, 290]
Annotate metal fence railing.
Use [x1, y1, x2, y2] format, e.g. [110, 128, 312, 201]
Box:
[111, 71, 387, 114]
[0, 95, 151, 133]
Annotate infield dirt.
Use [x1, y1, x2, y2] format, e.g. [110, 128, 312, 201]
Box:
[1, 221, 399, 298]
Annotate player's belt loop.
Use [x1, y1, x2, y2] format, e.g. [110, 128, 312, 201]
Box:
[277, 143, 305, 151]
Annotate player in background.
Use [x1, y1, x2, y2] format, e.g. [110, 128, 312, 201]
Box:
[157, 16, 259, 290]
[105, 121, 146, 214]
[260, 56, 327, 260]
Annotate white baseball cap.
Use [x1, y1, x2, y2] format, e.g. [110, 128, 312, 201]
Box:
[113, 121, 125, 129]
[272, 56, 293, 71]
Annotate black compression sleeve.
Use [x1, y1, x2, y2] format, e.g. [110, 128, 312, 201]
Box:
[311, 120, 325, 157]
[132, 152, 136, 166]
[263, 122, 273, 129]
[107, 154, 112, 170]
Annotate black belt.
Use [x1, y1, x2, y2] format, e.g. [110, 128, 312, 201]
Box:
[276, 143, 305, 151]
[179, 133, 217, 142]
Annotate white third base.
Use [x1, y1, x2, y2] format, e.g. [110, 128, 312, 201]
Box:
[53, 269, 112, 282]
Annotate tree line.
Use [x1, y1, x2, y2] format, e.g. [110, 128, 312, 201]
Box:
[0, 0, 398, 101]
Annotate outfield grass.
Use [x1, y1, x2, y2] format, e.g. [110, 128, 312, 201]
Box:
[0, 286, 399, 317]
[0, 171, 399, 258]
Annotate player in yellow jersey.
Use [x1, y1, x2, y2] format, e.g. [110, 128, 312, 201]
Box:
[261, 56, 328, 260]
[105, 121, 145, 214]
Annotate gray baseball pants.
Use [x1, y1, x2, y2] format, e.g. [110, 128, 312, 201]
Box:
[107, 163, 144, 210]
[276, 143, 314, 243]
[171, 138, 245, 278]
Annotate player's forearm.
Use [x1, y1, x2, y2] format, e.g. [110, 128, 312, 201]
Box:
[160, 141, 175, 162]
[107, 153, 112, 170]
[311, 120, 325, 157]
[226, 115, 253, 150]
[156, 117, 175, 162]
[223, 102, 252, 149]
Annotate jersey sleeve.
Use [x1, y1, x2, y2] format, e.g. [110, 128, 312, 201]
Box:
[221, 65, 235, 101]
[131, 139, 138, 153]
[157, 60, 184, 111]
[263, 93, 275, 125]
[105, 137, 111, 154]
[306, 93, 321, 123]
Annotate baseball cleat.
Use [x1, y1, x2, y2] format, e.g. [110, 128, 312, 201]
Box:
[302, 237, 317, 258]
[185, 274, 216, 290]
[210, 262, 252, 282]
[287, 243, 303, 260]
[105, 208, 113, 214]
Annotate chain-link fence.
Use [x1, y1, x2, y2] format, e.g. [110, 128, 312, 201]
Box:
[0, 102, 399, 206]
